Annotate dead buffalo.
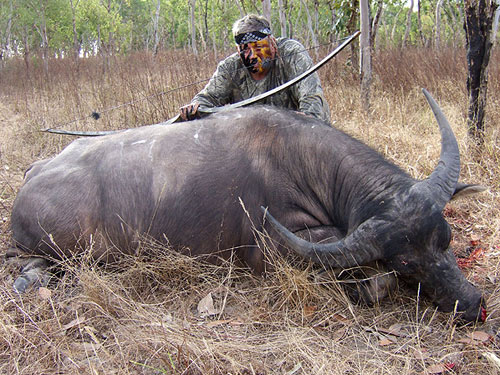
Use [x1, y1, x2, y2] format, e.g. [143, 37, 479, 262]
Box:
[9, 90, 486, 322]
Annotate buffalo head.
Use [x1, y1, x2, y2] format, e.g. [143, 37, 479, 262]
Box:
[262, 90, 486, 322]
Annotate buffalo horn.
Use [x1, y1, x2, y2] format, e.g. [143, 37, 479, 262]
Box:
[261, 207, 383, 268]
[413, 89, 460, 209]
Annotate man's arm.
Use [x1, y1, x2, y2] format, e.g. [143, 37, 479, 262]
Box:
[283, 40, 331, 123]
[193, 57, 238, 106]
[179, 56, 237, 120]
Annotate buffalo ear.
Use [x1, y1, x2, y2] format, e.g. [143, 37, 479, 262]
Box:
[451, 182, 487, 201]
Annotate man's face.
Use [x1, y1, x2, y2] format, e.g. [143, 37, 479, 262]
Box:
[238, 37, 275, 74]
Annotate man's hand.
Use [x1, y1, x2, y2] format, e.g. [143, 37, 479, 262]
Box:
[179, 102, 200, 121]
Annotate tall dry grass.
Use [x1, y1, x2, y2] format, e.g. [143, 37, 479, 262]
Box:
[0, 46, 499, 374]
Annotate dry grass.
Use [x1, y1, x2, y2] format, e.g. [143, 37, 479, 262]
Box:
[0, 46, 499, 374]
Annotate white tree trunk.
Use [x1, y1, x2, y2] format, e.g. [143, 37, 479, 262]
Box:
[1, 0, 14, 65]
[445, 0, 460, 47]
[435, 0, 444, 49]
[278, 0, 287, 37]
[69, 0, 81, 62]
[391, 7, 404, 45]
[360, 0, 372, 113]
[493, 0, 500, 45]
[262, 0, 271, 23]
[301, 0, 319, 60]
[235, 1, 245, 17]
[371, 0, 383, 51]
[417, 0, 428, 47]
[211, 1, 217, 59]
[153, 0, 161, 55]
[190, 0, 198, 55]
[403, 0, 413, 47]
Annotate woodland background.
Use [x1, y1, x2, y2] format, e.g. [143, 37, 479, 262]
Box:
[0, 1, 500, 374]
[1, 0, 499, 66]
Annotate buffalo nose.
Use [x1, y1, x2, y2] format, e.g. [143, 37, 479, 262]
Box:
[460, 296, 486, 323]
[480, 306, 488, 322]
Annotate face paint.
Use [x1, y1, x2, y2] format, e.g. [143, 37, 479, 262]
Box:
[238, 38, 274, 74]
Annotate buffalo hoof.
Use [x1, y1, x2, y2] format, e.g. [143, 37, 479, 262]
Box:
[6, 252, 51, 294]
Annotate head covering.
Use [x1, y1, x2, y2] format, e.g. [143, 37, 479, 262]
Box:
[232, 14, 272, 45]
[234, 28, 271, 45]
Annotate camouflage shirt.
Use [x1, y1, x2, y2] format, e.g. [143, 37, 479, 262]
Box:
[192, 38, 331, 123]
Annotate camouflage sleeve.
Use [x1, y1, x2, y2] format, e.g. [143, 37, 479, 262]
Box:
[282, 40, 331, 123]
[191, 56, 237, 108]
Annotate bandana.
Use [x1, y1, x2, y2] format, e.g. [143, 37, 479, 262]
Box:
[234, 28, 272, 45]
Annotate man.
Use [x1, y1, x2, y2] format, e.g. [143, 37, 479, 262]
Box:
[179, 14, 331, 123]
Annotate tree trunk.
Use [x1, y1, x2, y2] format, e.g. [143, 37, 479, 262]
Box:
[445, 0, 460, 48]
[190, 0, 198, 55]
[371, 0, 383, 51]
[403, 0, 413, 47]
[288, 0, 295, 38]
[197, 19, 207, 51]
[314, 0, 319, 37]
[328, 1, 339, 43]
[234, 0, 245, 17]
[153, 0, 161, 55]
[435, 0, 443, 49]
[211, 1, 217, 59]
[417, 0, 428, 47]
[464, 0, 498, 139]
[278, 0, 287, 37]
[203, 0, 209, 50]
[301, 0, 319, 60]
[29, 0, 50, 74]
[23, 28, 30, 78]
[40, 12, 49, 74]
[1, 0, 14, 68]
[391, 6, 404, 46]
[294, 0, 303, 40]
[493, 0, 500, 45]
[347, 0, 359, 71]
[262, 0, 271, 23]
[360, 0, 372, 114]
[69, 0, 80, 63]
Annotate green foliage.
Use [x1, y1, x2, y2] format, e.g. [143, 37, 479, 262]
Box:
[0, 0, 472, 60]
[45, 0, 73, 52]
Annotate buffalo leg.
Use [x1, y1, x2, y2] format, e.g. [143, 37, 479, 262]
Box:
[6, 248, 51, 293]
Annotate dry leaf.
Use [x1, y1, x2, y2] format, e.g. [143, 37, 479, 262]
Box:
[38, 287, 52, 300]
[62, 316, 87, 331]
[388, 323, 405, 336]
[71, 342, 100, 352]
[425, 363, 449, 374]
[331, 313, 350, 323]
[458, 331, 492, 345]
[378, 323, 405, 337]
[378, 338, 394, 346]
[414, 348, 431, 360]
[303, 305, 317, 318]
[470, 331, 492, 343]
[197, 292, 220, 317]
